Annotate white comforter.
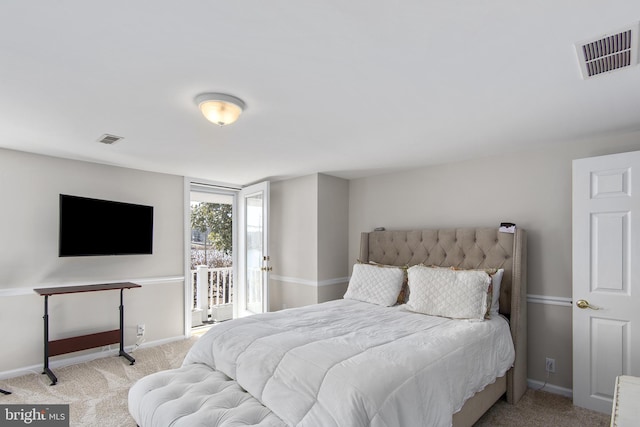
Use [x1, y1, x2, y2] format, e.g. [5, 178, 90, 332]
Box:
[183, 299, 514, 427]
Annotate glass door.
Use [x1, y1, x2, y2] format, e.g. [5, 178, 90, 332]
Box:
[236, 181, 270, 317]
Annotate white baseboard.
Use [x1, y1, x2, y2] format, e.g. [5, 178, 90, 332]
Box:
[527, 378, 573, 398]
[0, 335, 187, 381]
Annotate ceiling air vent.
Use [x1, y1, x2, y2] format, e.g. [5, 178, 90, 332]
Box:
[97, 134, 124, 145]
[575, 22, 640, 79]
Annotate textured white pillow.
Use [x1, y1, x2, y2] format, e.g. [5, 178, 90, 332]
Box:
[406, 265, 491, 320]
[344, 263, 404, 307]
[491, 269, 504, 315]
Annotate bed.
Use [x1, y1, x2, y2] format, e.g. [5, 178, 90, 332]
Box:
[129, 227, 527, 427]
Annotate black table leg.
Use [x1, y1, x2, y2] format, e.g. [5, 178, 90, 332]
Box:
[42, 295, 57, 385]
[119, 289, 135, 365]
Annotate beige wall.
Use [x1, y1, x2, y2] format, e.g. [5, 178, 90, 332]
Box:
[317, 174, 350, 300]
[348, 129, 640, 391]
[269, 174, 319, 310]
[0, 148, 185, 374]
[270, 174, 318, 282]
[269, 173, 349, 310]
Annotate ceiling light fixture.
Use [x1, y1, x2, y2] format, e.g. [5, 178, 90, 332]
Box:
[195, 93, 245, 126]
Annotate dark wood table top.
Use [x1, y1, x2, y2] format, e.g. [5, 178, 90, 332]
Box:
[34, 282, 141, 296]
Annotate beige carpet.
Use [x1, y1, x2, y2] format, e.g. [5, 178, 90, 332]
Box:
[0, 337, 198, 426]
[475, 388, 610, 427]
[0, 336, 612, 427]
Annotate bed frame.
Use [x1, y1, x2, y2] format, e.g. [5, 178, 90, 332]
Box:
[359, 227, 527, 427]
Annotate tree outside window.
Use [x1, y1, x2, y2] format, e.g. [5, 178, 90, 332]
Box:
[190, 202, 232, 270]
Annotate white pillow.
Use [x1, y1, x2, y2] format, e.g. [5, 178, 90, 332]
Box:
[406, 265, 491, 320]
[421, 266, 503, 317]
[491, 269, 504, 315]
[344, 263, 404, 307]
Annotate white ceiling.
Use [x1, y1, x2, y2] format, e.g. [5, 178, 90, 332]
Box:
[1, 1, 640, 186]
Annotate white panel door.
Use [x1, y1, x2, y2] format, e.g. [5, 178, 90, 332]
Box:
[236, 181, 270, 318]
[573, 151, 640, 413]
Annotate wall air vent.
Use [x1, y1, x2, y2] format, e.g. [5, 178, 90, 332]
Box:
[97, 134, 124, 145]
[575, 22, 640, 79]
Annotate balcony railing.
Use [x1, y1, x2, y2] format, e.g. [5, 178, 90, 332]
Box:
[192, 266, 233, 324]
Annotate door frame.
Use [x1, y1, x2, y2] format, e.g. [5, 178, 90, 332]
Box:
[183, 177, 241, 337]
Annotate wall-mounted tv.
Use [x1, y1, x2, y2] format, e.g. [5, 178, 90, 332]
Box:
[59, 194, 154, 257]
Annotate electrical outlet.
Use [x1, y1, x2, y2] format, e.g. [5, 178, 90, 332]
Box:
[545, 357, 556, 373]
[137, 324, 145, 337]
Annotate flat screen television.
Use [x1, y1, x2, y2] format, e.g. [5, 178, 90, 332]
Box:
[59, 194, 154, 257]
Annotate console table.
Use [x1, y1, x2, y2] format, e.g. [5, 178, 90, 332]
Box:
[34, 282, 141, 385]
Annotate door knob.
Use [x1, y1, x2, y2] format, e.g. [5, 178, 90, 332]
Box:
[576, 299, 599, 310]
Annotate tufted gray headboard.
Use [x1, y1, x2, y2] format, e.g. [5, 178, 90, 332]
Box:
[359, 227, 527, 404]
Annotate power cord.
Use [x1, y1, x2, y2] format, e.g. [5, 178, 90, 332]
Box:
[132, 336, 145, 352]
[536, 370, 550, 391]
